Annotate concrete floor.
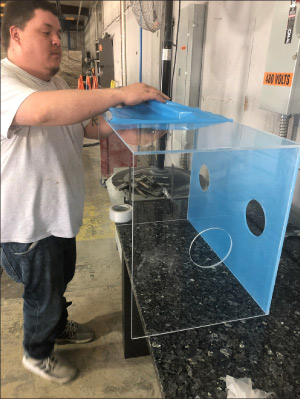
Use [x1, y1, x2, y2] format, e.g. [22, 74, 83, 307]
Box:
[1, 143, 162, 398]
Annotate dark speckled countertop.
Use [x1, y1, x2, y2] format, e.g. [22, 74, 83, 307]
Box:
[117, 199, 300, 399]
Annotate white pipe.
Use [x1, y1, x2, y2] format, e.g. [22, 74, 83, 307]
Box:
[120, 1, 127, 86]
[95, 1, 99, 41]
[76, 0, 82, 32]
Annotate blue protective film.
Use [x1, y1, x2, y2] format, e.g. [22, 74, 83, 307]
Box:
[106, 100, 232, 126]
[188, 147, 300, 314]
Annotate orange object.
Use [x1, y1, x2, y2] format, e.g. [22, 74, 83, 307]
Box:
[86, 76, 92, 90]
[92, 76, 98, 89]
[78, 75, 84, 90]
[263, 72, 293, 87]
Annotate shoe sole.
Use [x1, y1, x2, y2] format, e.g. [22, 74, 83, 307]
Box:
[56, 334, 95, 345]
[22, 357, 78, 384]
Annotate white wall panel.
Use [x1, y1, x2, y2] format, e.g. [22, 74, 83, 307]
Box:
[103, 0, 121, 27]
[200, 1, 299, 220]
[100, 1, 161, 89]
[124, 11, 140, 85]
[201, 2, 279, 131]
[103, 10, 122, 86]
[141, 29, 161, 88]
[125, 12, 161, 88]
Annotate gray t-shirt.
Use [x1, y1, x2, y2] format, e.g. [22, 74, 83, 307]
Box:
[1, 58, 88, 243]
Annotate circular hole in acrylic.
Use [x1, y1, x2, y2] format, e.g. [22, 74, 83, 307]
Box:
[189, 227, 232, 269]
[199, 164, 210, 192]
[246, 200, 265, 236]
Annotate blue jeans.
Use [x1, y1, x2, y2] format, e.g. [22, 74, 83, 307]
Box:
[1, 236, 76, 359]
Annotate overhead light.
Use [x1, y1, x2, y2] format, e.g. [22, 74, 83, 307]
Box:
[0, 3, 6, 7]
[66, 17, 75, 21]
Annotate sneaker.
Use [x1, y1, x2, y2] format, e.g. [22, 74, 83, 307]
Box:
[22, 353, 77, 384]
[56, 320, 95, 345]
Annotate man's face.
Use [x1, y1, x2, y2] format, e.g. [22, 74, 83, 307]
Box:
[16, 9, 62, 80]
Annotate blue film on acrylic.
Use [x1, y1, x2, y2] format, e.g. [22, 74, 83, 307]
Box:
[188, 146, 300, 314]
[107, 100, 232, 126]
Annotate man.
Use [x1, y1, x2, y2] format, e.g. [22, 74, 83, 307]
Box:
[0, 0, 168, 384]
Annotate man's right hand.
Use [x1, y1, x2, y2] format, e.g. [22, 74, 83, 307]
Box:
[119, 83, 170, 106]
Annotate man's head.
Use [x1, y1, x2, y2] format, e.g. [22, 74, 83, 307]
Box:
[1, 0, 63, 81]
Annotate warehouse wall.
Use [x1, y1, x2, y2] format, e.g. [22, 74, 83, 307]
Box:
[84, 1, 102, 59]
[100, 0, 161, 88]
[61, 30, 85, 51]
[1, 47, 7, 59]
[82, 0, 161, 87]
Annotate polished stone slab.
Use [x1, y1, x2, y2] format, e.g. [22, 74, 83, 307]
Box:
[117, 199, 300, 398]
[149, 233, 300, 399]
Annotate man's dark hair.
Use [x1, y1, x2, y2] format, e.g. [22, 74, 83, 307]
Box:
[1, 0, 59, 51]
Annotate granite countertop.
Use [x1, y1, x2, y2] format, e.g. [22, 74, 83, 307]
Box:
[117, 199, 300, 399]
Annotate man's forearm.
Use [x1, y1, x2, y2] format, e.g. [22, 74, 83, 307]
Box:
[13, 88, 124, 126]
[84, 115, 114, 140]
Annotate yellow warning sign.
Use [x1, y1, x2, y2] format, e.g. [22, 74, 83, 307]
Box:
[263, 72, 293, 87]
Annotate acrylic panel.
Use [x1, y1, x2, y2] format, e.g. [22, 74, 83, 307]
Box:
[188, 146, 300, 314]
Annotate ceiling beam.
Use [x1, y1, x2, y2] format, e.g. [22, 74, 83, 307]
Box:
[60, 18, 84, 33]
[64, 27, 84, 32]
[0, 2, 90, 22]
[59, 4, 89, 17]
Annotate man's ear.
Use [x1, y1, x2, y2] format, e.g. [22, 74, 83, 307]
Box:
[9, 26, 21, 44]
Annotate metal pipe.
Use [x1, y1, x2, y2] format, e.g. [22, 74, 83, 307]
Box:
[120, 1, 127, 87]
[139, 27, 142, 82]
[55, 0, 62, 18]
[279, 114, 291, 138]
[157, 0, 173, 170]
[67, 30, 71, 50]
[76, 0, 82, 32]
[160, 0, 173, 97]
[95, 1, 99, 41]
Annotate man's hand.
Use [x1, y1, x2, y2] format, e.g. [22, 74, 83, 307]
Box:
[119, 83, 169, 106]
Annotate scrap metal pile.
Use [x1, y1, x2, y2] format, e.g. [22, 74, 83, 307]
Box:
[112, 166, 190, 201]
[115, 170, 167, 198]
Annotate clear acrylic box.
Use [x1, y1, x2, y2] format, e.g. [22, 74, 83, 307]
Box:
[106, 111, 300, 339]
